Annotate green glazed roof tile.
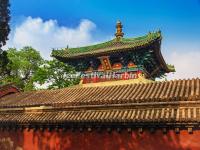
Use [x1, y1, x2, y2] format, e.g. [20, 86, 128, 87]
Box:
[52, 31, 162, 59]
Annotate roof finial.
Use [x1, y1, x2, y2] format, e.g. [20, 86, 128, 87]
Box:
[115, 20, 124, 41]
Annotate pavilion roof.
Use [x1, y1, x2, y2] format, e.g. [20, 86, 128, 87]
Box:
[0, 78, 199, 130]
[51, 31, 175, 75]
[52, 31, 161, 59]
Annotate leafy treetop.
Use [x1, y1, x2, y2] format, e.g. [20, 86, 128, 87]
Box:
[0, 0, 10, 48]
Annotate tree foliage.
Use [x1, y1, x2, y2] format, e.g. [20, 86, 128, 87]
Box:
[1, 47, 44, 90]
[34, 59, 80, 89]
[1, 46, 80, 90]
[0, 0, 10, 47]
[0, 0, 10, 80]
[0, 50, 9, 77]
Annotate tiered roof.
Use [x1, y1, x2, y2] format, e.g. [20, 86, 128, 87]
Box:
[0, 78, 199, 131]
[0, 22, 193, 132]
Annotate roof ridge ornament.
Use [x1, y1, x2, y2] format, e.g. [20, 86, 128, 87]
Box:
[115, 20, 124, 41]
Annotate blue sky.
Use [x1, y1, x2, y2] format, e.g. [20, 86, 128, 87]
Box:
[5, 0, 200, 79]
[11, 0, 200, 37]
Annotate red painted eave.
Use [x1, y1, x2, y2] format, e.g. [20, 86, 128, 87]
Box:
[0, 84, 20, 98]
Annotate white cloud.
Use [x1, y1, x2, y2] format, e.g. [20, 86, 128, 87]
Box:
[166, 50, 200, 80]
[4, 17, 96, 59]
[161, 40, 200, 80]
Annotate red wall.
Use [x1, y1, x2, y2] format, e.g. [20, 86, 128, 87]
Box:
[0, 129, 200, 150]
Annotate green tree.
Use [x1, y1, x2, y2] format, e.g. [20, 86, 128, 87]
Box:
[2, 47, 43, 90]
[34, 59, 80, 89]
[1, 46, 79, 90]
[0, 0, 10, 80]
[0, 50, 9, 79]
[0, 0, 10, 47]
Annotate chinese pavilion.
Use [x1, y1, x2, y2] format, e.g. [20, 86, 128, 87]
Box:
[0, 22, 200, 150]
[52, 21, 175, 85]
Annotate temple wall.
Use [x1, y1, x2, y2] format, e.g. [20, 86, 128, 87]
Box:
[0, 129, 200, 150]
